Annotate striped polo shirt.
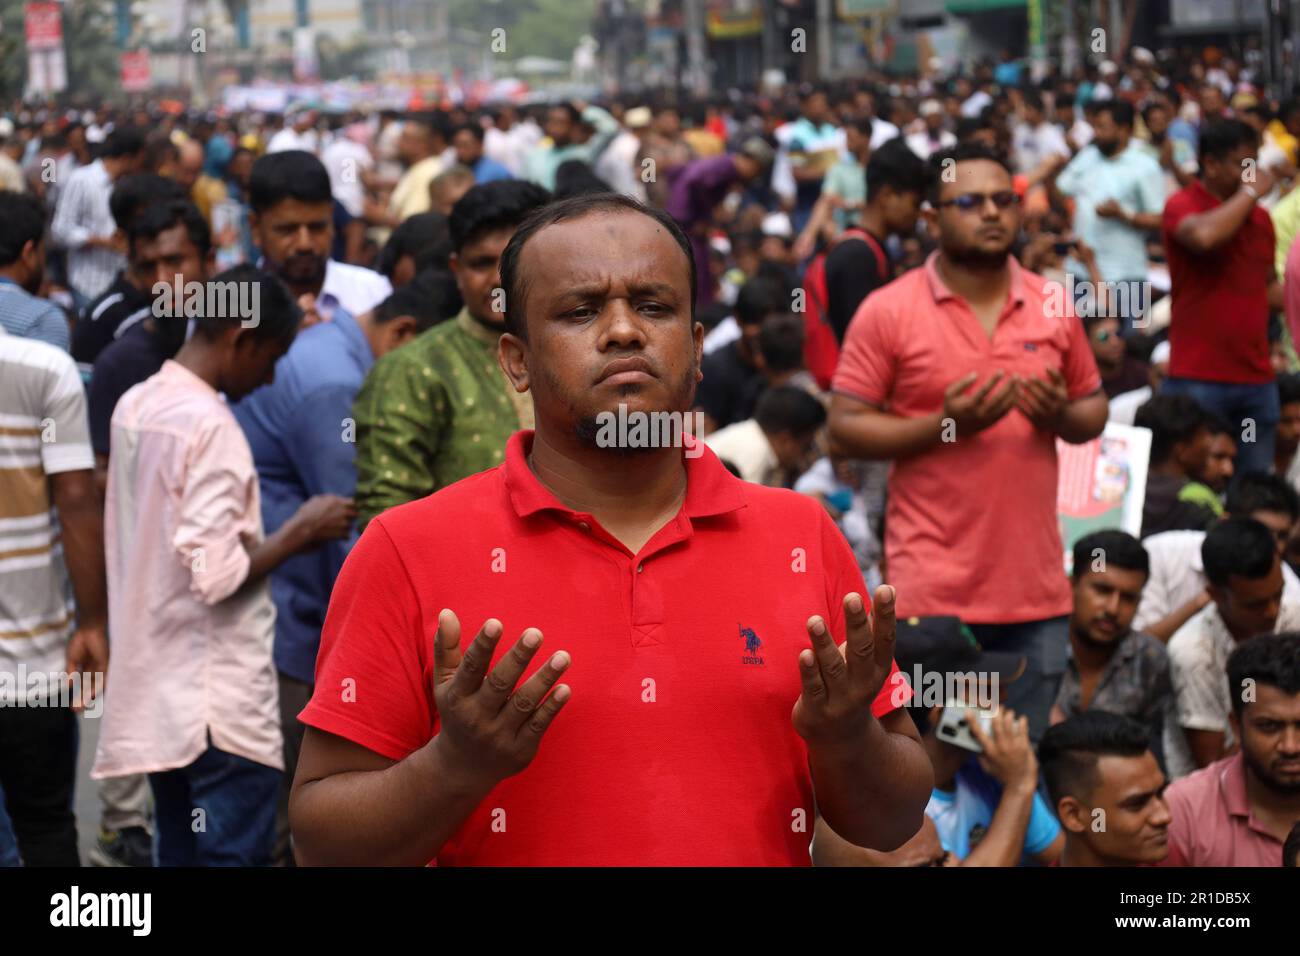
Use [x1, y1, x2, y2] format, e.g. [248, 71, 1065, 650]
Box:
[0, 327, 94, 702]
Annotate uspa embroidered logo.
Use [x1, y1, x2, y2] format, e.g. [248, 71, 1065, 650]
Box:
[740, 625, 764, 665]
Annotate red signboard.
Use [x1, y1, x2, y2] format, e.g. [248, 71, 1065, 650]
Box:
[120, 51, 151, 93]
[24, 2, 63, 51]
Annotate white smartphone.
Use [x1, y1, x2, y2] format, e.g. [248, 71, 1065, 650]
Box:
[936, 703, 996, 753]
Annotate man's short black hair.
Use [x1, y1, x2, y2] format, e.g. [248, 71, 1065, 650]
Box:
[127, 199, 211, 256]
[1226, 471, 1300, 522]
[453, 122, 485, 143]
[1285, 820, 1300, 867]
[758, 313, 805, 374]
[406, 111, 451, 143]
[1278, 371, 1300, 407]
[110, 174, 187, 231]
[498, 192, 694, 340]
[376, 211, 451, 279]
[1202, 517, 1278, 588]
[142, 133, 179, 173]
[1203, 411, 1233, 438]
[927, 141, 1012, 205]
[866, 137, 934, 203]
[1134, 394, 1209, 466]
[373, 282, 442, 334]
[1092, 99, 1135, 128]
[190, 264, 300, 345]
[102, 124, 145, 159]
[1226, 632, 1300, 715]
[248, 150, 333, 214]
[449, 179, 551, 255]
[0, 191, 47, 266]
[1039, 711, 1151, 808]
[735, 276, 786, 328]
[1071, 529, 1149, 581]
[754, 385, 826, 437]
[1198, 118, 1259, 167]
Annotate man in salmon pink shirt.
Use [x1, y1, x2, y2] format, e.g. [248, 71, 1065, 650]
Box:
[829, 142, 1108, 743]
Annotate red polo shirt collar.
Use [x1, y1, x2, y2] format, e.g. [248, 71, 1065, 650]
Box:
[1219, 751, 1277, 838]
[923, 250, 1030, 309]
[503, 429, 748, 524]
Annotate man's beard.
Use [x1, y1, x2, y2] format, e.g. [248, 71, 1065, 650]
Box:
[1149, 131, 1167, 145]
[279, 254, 326, 288]
[942, 235, 1014, 271]
[1096, 139, 1121, 157]
[1242, 743, 1300, 795]
[572, 363, 698, 455]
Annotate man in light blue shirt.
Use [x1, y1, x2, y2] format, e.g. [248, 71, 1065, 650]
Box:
[0, 191, 70, 351]
[1053, 99, 1165, 332]
[521, 102, 620, 191]
[233, 283, 438, 864]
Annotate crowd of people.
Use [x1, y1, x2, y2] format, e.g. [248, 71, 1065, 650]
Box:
[1, 43, 1299, 868]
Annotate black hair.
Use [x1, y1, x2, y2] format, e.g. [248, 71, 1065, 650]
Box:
[453, 122, 485, 143]
[1134, 394, 1209, 466]
[0, 191, 47, 266]
[1071, 529, 1150, 581]
[754, 385, 826, 437]
[407, 266, 462, 323]
[1278, 371, 1300, 407]
[1203, 411, 1233, 438]
[735, 276, 786, 328]
[1285, 821, 1300, 867]
[758, 313, 805, 375]
[1202, 517, 1278, 588]
[406, 111, 451, 143]
[554, 160, 613, 200]
[550, 103, 582, 125]
[102, 124, 145, 159]
[866, 137, 934, 203]
[375, 211, 451, 280]
[190, 264, 300, 345]
[1092, 99, 1135, 128]
[1039, 712, 1151, 808]
[373, 282, 442, 334]
[1226, 471, 1300, 522]
[927, 140, 1012, 205]
[1226, 632, 1300, 715]
[498, 192, 693, 340]
[142, 133, 179, 173]
[248, 149, 333, 214]
[109, 174, 187, 231]
[126, 199, 211, 256]
[1198, 118, 1259, 167]
[449, 178, 551, 255]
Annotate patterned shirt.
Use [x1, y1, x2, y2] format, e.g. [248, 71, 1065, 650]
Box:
[0, 328, 93, 703]
[1054, 630, 1171, 738]
[1165, 601, 1300, 781]
[50, 159, 125, 302]
[353, 308, 533, 529]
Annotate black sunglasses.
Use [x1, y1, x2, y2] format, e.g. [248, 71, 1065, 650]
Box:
[936, 191, 1021, 211]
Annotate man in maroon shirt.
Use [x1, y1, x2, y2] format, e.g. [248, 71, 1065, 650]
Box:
[1162, 119, 1282, 479]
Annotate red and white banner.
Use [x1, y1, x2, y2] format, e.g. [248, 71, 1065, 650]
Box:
[120, 51, 152, 92]
[24, 2, 63, 51]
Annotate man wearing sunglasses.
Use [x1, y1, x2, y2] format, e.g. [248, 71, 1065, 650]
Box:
[830, 141, 1108, 744]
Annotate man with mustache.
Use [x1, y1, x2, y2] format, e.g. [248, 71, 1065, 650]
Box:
[1052, 531, 1170, 751]
[289, 193, 932, 865]
[1162, 633, 1300, 866]
[1048, 99, 1164, 332]
[248, 151, 391, 328]
[1039, 712, 1173, 866]
[829, 142, 1109, 743]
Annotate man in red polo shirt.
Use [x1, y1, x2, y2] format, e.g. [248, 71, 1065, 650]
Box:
[828, 142, 1108, 743]
[288, 193, 933, 866]
[1163, 119, 1281, 479]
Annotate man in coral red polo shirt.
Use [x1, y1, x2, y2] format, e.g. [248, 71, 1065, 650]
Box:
[288, 193, 932, 866]
[828, 142, 1108, 743]
[1163, 119, 1281, 478]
